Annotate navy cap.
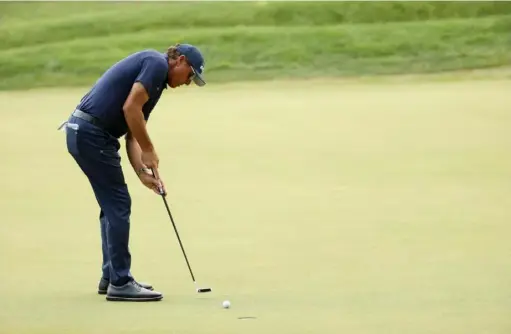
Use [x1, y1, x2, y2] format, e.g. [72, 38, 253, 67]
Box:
[176, 44, 206, 87]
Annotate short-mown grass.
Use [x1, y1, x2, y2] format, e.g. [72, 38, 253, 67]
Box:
[1, 79, 511, 334]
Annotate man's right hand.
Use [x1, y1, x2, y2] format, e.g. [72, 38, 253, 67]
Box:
[141, 149, 163, 190]
[141, 149, 159, 172]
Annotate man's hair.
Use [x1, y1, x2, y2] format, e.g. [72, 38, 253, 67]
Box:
[166, 44, 182, 60]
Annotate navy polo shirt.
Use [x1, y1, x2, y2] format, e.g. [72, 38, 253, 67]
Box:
[76, 49, 169, 138]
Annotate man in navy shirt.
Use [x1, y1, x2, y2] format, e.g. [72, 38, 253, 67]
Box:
[61, 43, 206, 302]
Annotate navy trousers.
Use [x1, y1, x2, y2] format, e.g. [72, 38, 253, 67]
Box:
[66, 115, 133, 287]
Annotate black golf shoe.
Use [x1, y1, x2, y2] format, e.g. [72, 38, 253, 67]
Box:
[98, 277, 154, 295]
[106, 280, 163, 302]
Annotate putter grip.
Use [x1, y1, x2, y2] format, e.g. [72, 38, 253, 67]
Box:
[150, 168, 165, 195]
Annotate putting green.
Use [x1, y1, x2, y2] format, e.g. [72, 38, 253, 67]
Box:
[1, 78, 510, 334]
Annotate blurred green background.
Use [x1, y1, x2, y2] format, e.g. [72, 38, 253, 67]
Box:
[0, 1, 510, 90]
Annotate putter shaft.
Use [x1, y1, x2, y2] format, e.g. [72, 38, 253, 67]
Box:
[151, 169, 211, 293]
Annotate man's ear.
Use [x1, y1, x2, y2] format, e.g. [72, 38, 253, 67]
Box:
[177, 54, 186, 64]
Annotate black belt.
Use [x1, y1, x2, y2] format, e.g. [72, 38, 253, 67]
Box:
[72, 109, 107, 130]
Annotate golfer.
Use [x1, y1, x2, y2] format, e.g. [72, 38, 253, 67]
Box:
[61, 44, 206, 302]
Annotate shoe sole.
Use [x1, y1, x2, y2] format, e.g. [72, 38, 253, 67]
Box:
[106, 295, 163, 302]
[98, 287, 154, 295]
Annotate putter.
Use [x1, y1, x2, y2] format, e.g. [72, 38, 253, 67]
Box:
[150, 168, 212, 294]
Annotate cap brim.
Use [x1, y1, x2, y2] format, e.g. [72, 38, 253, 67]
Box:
[192, 69, 206, 87]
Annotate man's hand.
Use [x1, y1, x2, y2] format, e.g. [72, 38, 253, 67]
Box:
[138, 168, 166, 195]
[141, 149, 160, 175]
[141, 149, 162, 189]
[126, 132, 166, 196]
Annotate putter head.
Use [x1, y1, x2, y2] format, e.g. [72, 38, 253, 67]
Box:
[197, 287, 212, 293]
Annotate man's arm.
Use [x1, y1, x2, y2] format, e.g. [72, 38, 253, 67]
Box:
[125, 130, 144, 176]
[124, 57, 167, 182]
[126, 130, 166, 195]
[123, 82, 153, 152]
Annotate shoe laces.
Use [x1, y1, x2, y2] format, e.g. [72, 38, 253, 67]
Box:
[132, 281, 143, 291]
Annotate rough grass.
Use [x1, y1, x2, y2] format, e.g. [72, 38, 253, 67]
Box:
[2, 1, 511, 29]
[1, 15, 511, 90]
[1, 2, 511, 90]
[1, 79, 511, 334]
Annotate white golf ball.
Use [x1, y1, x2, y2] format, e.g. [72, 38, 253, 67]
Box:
[222, 300, 231, 309]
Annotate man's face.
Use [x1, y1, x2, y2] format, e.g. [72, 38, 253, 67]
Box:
[168, 55, 195, 88]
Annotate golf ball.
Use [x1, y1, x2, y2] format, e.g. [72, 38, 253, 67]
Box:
[222, 300, 231, 309]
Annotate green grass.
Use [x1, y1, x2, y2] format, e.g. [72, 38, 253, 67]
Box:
[1, 1, 511, 90]
[1, 15, 511, 90]
[2, 1, 510, 28]
[1, 79, 511, 333]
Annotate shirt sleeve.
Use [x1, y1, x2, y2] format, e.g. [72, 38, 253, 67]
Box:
[135, 57, 167, 98]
